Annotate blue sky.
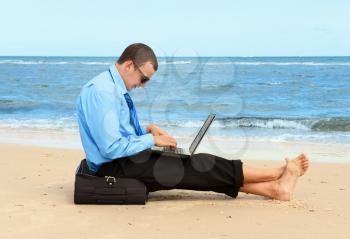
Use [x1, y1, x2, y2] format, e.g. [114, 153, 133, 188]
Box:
[0, 0, 349, 56]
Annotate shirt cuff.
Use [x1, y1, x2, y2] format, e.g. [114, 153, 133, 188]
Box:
[142, 133, 155, 147]
[141, 126, 147, 135]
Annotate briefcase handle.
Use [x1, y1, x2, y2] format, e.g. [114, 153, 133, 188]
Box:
[105, 176, 117, 186]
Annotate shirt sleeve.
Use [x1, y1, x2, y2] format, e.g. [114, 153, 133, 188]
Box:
[141, 126, 148, 135]
[83, 86, 154, 160]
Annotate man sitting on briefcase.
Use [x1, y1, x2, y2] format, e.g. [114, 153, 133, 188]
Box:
[76, 43, 309, 201]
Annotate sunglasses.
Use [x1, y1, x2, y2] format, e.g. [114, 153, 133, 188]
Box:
[134, 63, 150, 84]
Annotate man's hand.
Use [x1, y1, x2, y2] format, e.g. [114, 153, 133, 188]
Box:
[146, 124, 169, 136]
[154, 135, 177, 148]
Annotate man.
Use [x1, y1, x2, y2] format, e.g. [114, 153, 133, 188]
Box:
[76, 43, 309, 201]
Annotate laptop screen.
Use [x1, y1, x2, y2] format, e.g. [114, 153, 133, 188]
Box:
[189, 114, 216, 154]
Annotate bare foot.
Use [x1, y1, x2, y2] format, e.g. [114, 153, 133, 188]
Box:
[290, 153, 309, 176]
[275, 158, 301, 201]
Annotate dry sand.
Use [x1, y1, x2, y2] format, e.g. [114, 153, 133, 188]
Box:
[1, 143, 350, 239]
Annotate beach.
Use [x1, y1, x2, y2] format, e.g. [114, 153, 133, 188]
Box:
[1, 140, 349, 239]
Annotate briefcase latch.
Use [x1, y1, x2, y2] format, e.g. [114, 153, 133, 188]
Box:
[105, 176, 117, 186]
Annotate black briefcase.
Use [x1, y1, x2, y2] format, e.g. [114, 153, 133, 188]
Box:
[74, 159, 148, 205]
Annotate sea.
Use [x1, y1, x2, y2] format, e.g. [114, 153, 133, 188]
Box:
[0, 56, 350, 146]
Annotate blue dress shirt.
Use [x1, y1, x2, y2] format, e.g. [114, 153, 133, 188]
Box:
[76, 64, 155, 173]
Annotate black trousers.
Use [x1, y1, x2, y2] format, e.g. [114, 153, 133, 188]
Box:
[96, 149, 244, 198]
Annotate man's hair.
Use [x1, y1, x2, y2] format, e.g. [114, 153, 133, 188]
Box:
[117, 43, 158, 71]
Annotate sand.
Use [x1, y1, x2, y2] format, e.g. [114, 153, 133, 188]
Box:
[1, 142, 350, 239]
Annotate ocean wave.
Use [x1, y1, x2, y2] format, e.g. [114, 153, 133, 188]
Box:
[156, 117, 350, 132]
[79, 61, 111, 65]
[0, 60, 112, 65]
[205, 62, 234, 65]
[0, 59, 192, 66]
[311, 118, 350, 132]
[266, 81, 282, 85]
[0, 117, 78, 131]
[220, 117, 350, 132]
[158, 61, 192, 65]
[199, 84, 235, 90]
[219, 117, 311, 130]
[0, 60, 69, 65]
[1, 117, 349, 141]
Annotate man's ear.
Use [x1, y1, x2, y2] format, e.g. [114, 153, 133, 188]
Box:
[124, 60, 133, 71]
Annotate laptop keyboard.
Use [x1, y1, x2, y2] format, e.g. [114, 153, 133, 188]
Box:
[162, 146, 185, 154]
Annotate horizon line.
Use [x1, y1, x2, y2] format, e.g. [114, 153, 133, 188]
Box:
[1, 55, 350, 58]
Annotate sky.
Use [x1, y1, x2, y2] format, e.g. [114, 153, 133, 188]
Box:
[0, 0, 350, 56]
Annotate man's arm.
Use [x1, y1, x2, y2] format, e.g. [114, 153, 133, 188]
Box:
[145, 124, 170, 136]
[82, 87, 154, 160]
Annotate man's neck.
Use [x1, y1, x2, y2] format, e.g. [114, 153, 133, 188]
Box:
[115, 63, 128, 89]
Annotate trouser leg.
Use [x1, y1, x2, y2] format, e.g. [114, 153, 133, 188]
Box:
[96, 149, 244, 198]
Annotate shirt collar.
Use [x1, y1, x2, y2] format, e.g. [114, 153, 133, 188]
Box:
[109, 64, 128, 95]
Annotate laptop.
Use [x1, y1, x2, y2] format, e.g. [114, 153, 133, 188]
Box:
[151, 113, 216, 157]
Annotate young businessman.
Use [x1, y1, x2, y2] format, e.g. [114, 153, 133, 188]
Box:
[76, 43, 309, 201]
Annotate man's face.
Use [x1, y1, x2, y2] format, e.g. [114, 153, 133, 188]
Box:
[124, 61, 155, 90]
